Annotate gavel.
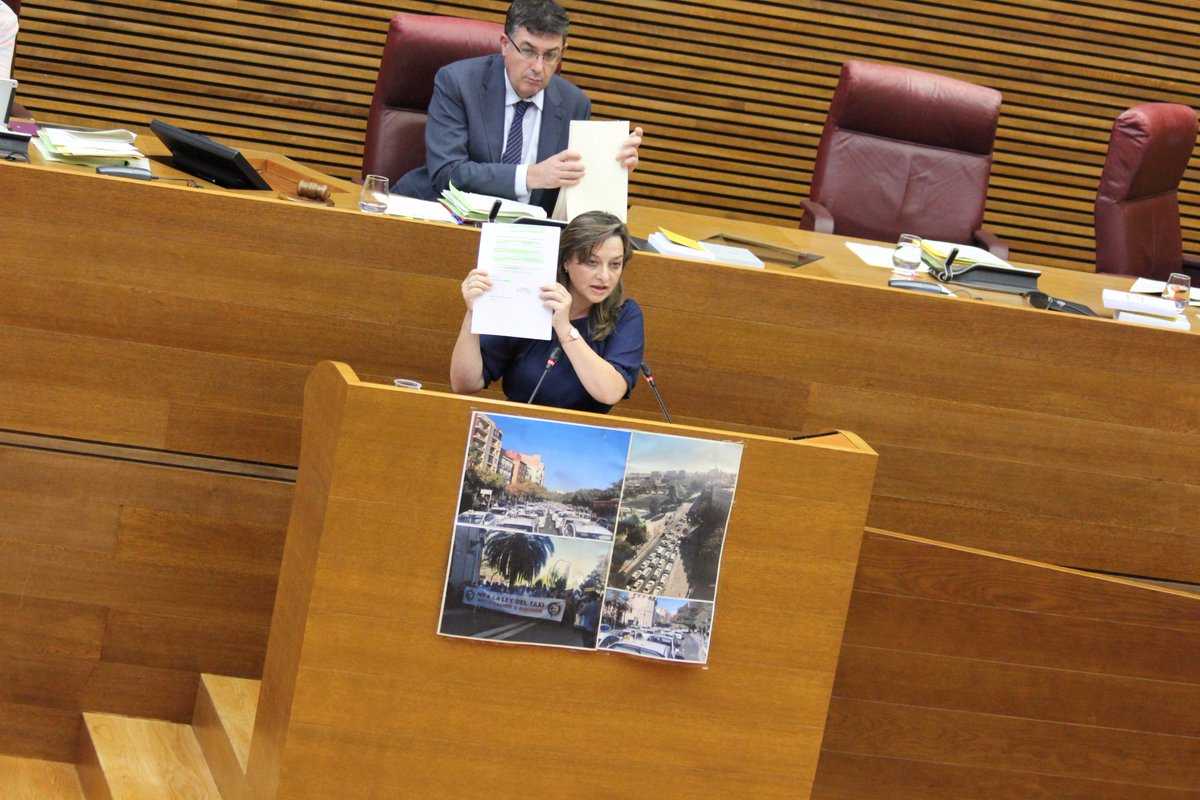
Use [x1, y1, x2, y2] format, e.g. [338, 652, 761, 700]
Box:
[296, 180, 332, 203]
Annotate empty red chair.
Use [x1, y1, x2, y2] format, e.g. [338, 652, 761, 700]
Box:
[1094, 103, 1199, 280]
[802, 60, 1008, 257]
[361, 13, 502, 185]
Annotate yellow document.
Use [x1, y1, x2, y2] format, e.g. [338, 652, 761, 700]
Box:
[658, 227, 705, 251]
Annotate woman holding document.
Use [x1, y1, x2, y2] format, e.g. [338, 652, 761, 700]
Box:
[450, 211, 644, 413]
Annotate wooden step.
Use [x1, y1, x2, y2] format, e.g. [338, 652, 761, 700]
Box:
[0, 753, 84, 799]
[77, 712, 220, 800]
[192, 674, 260, 800]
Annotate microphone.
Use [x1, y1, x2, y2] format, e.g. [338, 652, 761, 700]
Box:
[527, 346, 562, 405]
[1024, 291, 1098, 317]
[640, 363, 672, 423]
[488, 199, 502, 223]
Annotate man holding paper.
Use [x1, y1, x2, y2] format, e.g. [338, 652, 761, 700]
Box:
[393, 0, 643, 215]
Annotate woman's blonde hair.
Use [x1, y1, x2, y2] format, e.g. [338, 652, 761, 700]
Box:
[557, 211, 633, 341]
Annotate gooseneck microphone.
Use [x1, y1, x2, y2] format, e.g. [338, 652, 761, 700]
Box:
[640, 363, 672, 423]
[1024, 291, 1098, 317]
[527, 346, 562, 405]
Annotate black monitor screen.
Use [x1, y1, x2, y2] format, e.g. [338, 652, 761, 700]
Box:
[149, 119, 271, 190]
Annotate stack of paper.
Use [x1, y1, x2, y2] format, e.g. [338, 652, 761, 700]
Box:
[1112, 311, 1191, 331]
[648, 230, 714, 261]
[1129, 277, 1200, 307]
[32, 128, 147, 168]
[385, 194, 459, 224]
[439, 183, 547, 224]
[648, 228, 764, 269]
[920, 240, 1013, 271]
[1103, 289, 1191, 330]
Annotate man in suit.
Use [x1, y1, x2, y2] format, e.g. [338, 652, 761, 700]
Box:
[394, 0, 642, 215]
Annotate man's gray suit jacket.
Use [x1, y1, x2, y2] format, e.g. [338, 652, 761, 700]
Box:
[394, 54, 592, 215]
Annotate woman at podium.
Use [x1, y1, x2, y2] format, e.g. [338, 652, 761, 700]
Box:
[450, 211, 644, 413]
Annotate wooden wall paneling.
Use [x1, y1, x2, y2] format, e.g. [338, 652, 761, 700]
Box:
[14, 0, 1199, 271]
[245, 362, 877, 799]
[811, 529, 1200, 799]
[4, 163, 1200, 587]
[0, 437, 292, 761]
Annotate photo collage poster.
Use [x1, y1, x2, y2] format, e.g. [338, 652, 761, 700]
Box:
[437, 412, 743, 665]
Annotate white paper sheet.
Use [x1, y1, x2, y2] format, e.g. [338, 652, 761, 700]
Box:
[1129, 277, 1200, 304]
[565, 120, 629, 222]
[1101, 289, 1183, 317]
[844, 241, 930, 273]
[1114, 311, 1191, 331]
[470, 223, 560, 340]
[385, 194, 458, 223]
[701, 242, 765, 269]
[647, 231, 714, 261]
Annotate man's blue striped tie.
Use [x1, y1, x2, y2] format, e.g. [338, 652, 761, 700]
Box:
[502, 101, 533, 165]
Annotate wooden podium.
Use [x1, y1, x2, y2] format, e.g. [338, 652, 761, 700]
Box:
[237, 362, 878, 799]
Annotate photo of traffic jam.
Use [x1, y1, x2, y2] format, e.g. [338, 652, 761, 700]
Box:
[598, 591, 713, 662]
[438, 413, 741, 665]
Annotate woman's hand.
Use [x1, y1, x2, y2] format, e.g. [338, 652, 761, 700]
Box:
[540, 282, 573, 333]
[461, 269, 493, 311]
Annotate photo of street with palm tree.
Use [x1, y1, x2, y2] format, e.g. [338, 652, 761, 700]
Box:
[440, 524, 611, 649]
[607, 432, 742, 603]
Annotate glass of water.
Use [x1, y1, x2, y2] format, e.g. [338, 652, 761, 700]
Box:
[359, 174, 390, 214]
[1163, 272, 1191, 312]
[892, 233, 923, 278]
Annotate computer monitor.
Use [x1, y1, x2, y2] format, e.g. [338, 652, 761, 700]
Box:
[149, 119, 271, 190]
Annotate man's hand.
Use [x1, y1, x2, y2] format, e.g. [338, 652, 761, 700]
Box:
[527, 150, 585, 190]
[617, 126, 644, 172]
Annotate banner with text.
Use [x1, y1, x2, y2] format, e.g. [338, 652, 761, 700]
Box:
[463, 586, 566, 622]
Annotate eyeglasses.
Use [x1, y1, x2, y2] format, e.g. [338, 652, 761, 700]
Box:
[512, 41, 562, 65]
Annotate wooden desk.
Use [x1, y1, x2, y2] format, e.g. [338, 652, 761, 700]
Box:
[1, 160, 1197, 588]
[3, 155, 1200, 785]
[27, 132, 362, 210]
[630, 205, 1200, 325]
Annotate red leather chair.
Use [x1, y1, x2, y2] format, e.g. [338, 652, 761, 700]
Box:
[1094, 103, 1199, 281]
[802, 60, 1008, 257]
[361, 13, 502, 184]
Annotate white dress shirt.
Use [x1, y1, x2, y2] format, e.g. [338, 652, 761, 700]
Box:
[500, 71, 544, 204]
[0, 4, 17, 82]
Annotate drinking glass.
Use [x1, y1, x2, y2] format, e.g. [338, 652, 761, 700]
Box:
[359, 174, 390, 214]
[1163, 272, 1191, 312]
[892, 233, 923, 278]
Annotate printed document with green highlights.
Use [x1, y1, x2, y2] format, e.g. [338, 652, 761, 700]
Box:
[469, 222, 560, 340]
